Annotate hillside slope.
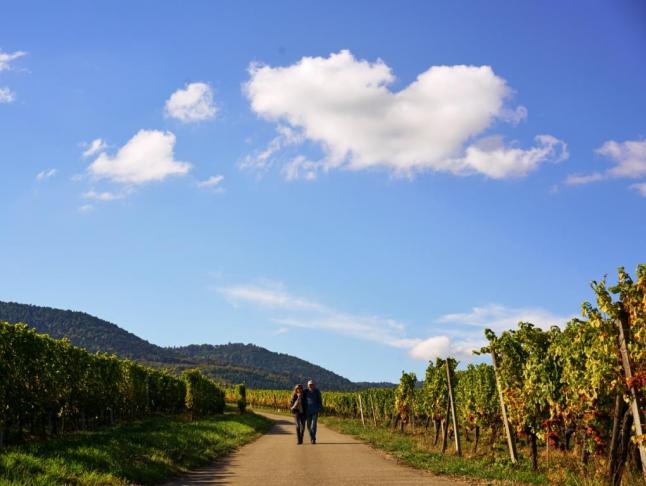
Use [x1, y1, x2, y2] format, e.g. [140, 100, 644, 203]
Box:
[0, 301, 177, 362]
[173, 343, 354, 389]
[0, 300, 368, 390]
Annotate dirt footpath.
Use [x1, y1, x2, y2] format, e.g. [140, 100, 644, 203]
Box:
[164, 412, 469, 485]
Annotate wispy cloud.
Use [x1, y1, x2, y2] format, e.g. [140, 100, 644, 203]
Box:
[82, 189, 124, 201]
[218, 281, 325, 312]
[36, 168, 57, 181]
[0, 87, 15, 104]
[565, 138, 646, 194]
[437, 303, 573, 332]
[410, 304, 575, 361]
[565, 172, 604, 186]
[631, 182, 646, 197]
[78, 204, 94, 213]
[218, 280, 571, 363]
[0, 49, 27, 103]
[0, 50, 27, 71]
[82, 138, 108, 158]
[197, 175, 225, 191]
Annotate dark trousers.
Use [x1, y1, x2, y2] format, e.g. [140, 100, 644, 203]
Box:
[294, 412, 306, 443]
[306, 413, 318, 441]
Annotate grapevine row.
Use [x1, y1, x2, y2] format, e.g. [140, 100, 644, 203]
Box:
[0, 321, 225, 446]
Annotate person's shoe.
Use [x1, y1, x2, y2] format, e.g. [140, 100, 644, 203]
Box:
[311, 438, 316, 444]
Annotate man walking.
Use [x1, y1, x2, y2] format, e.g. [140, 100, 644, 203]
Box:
[304, 379, 322, 444]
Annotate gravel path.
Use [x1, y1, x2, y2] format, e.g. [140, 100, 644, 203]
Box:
[163, 412, 468, 485]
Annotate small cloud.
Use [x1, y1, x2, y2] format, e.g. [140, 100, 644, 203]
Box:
[82, 189, 123, 201]
[165, 82, 217, 123]
[87, 129, 191, 185]
[564, 138, 646, 191]
[631, 182, 646, 197]
[598, 138, 646, 179]
[0, 50, 27, 71]
[408, 336, 452, 360]
[36, 168, 58, 181]
[565, 172, 604, 186]
[274, 327, 289, 335]
[218, 281, 324, 312]
[82, 138, 107, 158]
[197, 175, 224, 189]
[78, 204, 94, 213]
[0, 87, 15, 104]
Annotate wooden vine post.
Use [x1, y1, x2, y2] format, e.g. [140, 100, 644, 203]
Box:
[445, 359, 462, 456]
[491, 349, 518, 464]
[369, 394, 378, 426]
[617, 309, 646, 479]
[357, 394, 365, 427]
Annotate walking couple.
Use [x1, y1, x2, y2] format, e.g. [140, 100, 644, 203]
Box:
[289, 380, 322, 445]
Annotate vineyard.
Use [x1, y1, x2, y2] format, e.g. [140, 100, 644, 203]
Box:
[0, 321, 225, 447]
[246, 264, 646, 485]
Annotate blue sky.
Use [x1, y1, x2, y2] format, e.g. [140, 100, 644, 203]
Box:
[1, 1, 645, 382]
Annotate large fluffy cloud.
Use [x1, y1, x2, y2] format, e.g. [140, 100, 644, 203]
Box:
[165, 82, 217, 123]
[87, 130, 191, 184]
[244, 50, 566, 179]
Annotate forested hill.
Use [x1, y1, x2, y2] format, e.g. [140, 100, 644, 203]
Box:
[0, 301, 176, 362]
[172, 343, 354, 389]
[0, 300, 379, 390]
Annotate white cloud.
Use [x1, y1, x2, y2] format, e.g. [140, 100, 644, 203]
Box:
[244, 50, 565, 180]
[452, 134, 568, 179]
[82, 189, 123, 201]
[408, 336, 452, 361]
[281, 156, 321, 181]
[218, 281, 325, 312]
[218, 280, 418, 348]
[631, 182, 646, 197]
[197, 175, 224, 189]
[0, 50, 26, 71]
[565, 138, 646, 191]
[78, 204, 94, 213]
[408, 304, 574, 362]
[437, 303, 572, 332]
[219, 280, 571, 364]
[239, 125, 303, 174]
[565, 172, 604, 186]
[82, 138, 108, 158]
[0, 87, 15, 103]
[165, 82, 217, 123]
[597, 139, 646, 179]
[36, 169, 57, 181]
[87, 129, 191, 184]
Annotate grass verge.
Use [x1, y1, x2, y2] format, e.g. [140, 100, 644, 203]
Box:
[0, 410, 272, 485]
[321, 416, 548, 485]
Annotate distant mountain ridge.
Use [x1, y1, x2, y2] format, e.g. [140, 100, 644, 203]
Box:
[0, 301, 389, 390]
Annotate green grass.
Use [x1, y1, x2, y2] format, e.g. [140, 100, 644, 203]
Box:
[0, 410, 272, 485]
[321, 416, 549, 485]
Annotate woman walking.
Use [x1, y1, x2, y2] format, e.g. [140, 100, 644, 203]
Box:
[289, 384, 308, 444]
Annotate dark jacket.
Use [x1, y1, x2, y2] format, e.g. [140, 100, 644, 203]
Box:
[290, 393, 307, 415]
[304, 388, 322, 415]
